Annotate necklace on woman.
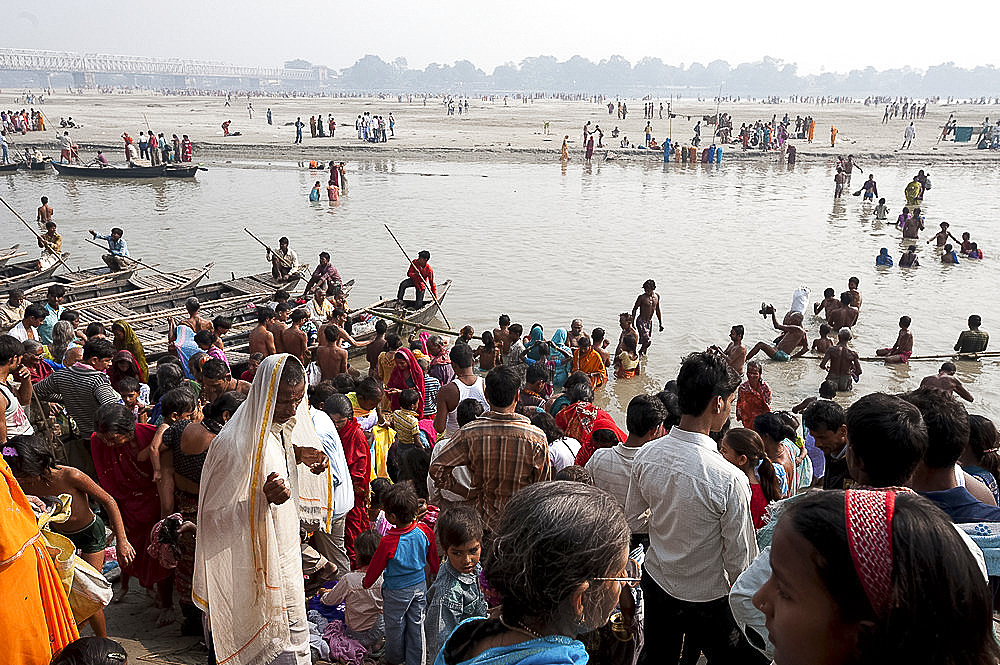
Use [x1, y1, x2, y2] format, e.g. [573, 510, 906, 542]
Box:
[499, 616, 543, 640]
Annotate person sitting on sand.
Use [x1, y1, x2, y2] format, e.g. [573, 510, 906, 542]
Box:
[820, 329, 861, 392]
[876, 316, 914, 364]
[746, 306, 809, 362]
[941, 244, 960, 264]
[920, 362, 974, 402]
[899, 245, 920, 267]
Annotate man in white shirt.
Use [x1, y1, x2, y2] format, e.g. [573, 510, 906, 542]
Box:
[625, 350, 761, 664]
[9, 303, 47, 343]
[586, 394, 666, 538]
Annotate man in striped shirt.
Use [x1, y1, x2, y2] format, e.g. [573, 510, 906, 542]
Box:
[429, 365, 550, 532]
[33, 338, 119, 474]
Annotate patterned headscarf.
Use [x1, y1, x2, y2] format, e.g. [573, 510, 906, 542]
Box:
[845, 489, 897, 616]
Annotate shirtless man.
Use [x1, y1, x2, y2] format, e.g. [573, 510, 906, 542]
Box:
[920, 362, 974, 402]
[811, 323, 834, 354]
[820, 329, 862, 392]
[200, 359, 251, 403]
[280, 309, 309, 365]
[591, 328, 612, 367]
[745, 307, 809, 362]
[493, 315, 512, 355]
[566, 319, 584, 348]
[36, 196, 53, 225]
[267, 303, 290, 354]
[317, 308, 370, 350]
[847, 277, 862, 309]
[248, 307, 277, 356]
[179, 297, 213, 333]
[315, 327, 349, 380]
[711, 325, 746, 375]
[631, 279, 664, 356]
[813, 288, 840, 318]
[927, 222, 959, 248]
[876, 316, 914, 364]
[827, 293, 859, 331]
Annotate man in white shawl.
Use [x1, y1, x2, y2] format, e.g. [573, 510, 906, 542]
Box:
[194, 354, 335, 665]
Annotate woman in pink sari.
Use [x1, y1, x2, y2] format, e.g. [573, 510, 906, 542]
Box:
[385, 347, 425, 415]
[90, 403, 172, 609]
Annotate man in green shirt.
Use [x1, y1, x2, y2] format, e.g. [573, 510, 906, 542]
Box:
[955, 315, 989, 354]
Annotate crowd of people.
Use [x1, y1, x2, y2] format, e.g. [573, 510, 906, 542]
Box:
[2, 227, 1000, 665]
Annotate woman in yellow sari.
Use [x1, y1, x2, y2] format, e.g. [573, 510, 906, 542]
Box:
[111, 319, 148, 382]
[904, 177, 923, 206]
[560, 135, 570, 161]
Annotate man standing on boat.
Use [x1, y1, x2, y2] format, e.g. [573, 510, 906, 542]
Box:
[89, 227, 130, 272]
[396, 250, 436, 310]
[268, 236, 299, 281]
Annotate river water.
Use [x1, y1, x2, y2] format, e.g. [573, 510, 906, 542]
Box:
[4, 156, 1000, 421]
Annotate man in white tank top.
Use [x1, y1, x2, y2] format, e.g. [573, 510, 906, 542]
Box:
[434, 344, 489, 437]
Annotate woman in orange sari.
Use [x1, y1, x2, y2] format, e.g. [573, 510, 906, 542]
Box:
[0, 458, 78, 664]
[570, 336, 607, 389]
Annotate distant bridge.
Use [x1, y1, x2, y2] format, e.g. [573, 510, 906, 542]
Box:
[0, 48, 328, 88]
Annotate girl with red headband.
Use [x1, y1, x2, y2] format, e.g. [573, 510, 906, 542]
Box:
[752, 489, 998, 665]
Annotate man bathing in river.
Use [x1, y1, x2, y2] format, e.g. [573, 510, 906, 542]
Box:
[827, 292, 859, 331]
[746, 306, 808, 362]
[631, 279, 664, 356]
[710, 325, 746, 375]
[821, 329, 862, 391]
[920, 362, 974, 402]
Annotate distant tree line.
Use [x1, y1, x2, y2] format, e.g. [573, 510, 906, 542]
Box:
[331, 54, 1000, 97]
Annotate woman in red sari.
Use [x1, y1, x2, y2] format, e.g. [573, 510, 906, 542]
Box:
[385, 348, 425, 415]
[90, 403, 172, 608]
[736, 361, 771, 428]
[555, 382, 626, 466]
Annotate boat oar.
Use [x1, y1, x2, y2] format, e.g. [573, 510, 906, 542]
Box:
[0, 194, 78, 273]
[383, 223, 452, 329]
[359, 307, 472, 339]
[243, 227, 294, 268]
[83, 237, 172, 277]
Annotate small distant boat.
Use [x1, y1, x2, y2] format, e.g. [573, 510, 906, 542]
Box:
[164, 164, 204, 178]
[51, 162, 167, 178]
[21, 158, 51, 171]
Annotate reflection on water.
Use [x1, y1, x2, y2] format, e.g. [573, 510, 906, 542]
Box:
[5, 158, 1000, 421]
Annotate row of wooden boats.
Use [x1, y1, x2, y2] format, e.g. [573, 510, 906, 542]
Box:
[1, 245, 452, 370]
[1, 159, 203, 178]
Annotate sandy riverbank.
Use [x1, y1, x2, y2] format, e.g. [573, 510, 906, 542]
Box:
[6, 91, 1000, 165]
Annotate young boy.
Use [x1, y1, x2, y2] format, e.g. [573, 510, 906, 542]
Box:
[320, 530, 385, 650]
[117, 376, 148, 424]
[928, 221, 959, 248]
[424, 506, 487, 663]
[363, 482, 439, 665]
[873, 197, 889, 220]
[811, 323, 834, 354]
[813, 288, 840, 318]
[5, 433, 136, 637]
[876, 316, 914, 364]
[147, 386, 197, 482]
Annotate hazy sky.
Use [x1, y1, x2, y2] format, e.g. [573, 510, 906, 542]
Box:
[2, 1, 992, 76]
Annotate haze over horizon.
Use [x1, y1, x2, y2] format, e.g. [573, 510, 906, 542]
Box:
[2, 1, 994, 76]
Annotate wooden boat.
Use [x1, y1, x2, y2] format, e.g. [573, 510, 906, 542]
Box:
[164, 164, 202, 178]
[0, 255, 66, 288]
[33, 263, 215, 307]
[0, 245, 23, 268]
[346, 280, 452, 361]
[51, 162, 167, 178]
[20, 158, 51, 171]
[0, 163, 18, 172]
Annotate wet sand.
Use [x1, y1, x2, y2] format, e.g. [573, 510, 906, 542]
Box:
[8, 91, 1000, 164]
